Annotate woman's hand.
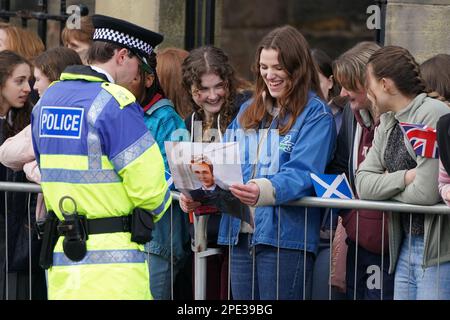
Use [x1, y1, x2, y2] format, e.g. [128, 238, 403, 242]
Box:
[179, 193, 201, 213]
[229, 183, 260, 206]
[404, 168, 416, 186]
[444, 191, 450, 202]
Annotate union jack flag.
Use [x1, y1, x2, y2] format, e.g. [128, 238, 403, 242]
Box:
[399, 122, 439, 159]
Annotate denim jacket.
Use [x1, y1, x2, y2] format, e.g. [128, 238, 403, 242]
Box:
[217, 92, 336, 255]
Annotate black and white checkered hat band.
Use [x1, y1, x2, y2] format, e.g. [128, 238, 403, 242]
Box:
[93, 28, 153, 55]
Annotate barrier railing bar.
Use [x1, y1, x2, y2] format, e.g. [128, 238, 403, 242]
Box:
[2, 183, 449, 215]
[289, 197, 450, 214]
[3, 182, 450, 301]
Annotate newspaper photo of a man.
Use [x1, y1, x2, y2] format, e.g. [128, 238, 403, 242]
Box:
[165, 142, 253, 227]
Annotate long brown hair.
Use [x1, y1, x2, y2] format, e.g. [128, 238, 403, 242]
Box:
[0, 51, 32, 138]
[0, 23, 44, 62]
[240, 25, 322, 135]
[367, 46, 428, 98]
[420, 54, 450, 104]
[182, 46, 238, 133]
[157, 47, 192, 119]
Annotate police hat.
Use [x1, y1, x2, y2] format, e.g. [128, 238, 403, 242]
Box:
[91, 14, 163, 73]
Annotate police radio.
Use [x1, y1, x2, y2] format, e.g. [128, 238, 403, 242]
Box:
[57, 196, 88, 261]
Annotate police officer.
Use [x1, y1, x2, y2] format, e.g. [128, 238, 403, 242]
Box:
[31, 15, 171, 300]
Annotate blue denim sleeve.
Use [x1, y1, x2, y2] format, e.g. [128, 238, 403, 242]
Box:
[270, 111, 336, 205]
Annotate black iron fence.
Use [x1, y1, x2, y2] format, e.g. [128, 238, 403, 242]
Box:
[0, 0, 90, 46]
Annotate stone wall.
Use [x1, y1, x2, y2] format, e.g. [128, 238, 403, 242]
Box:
[384, 0, 450, 63]
[6, 0, 449, 73]
[219, 0, 376, 80]
[95, 0, 159, 31]
[158, 0, 186, 49]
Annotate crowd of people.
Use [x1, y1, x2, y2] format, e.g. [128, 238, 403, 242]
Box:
[0, 11, 449, 301]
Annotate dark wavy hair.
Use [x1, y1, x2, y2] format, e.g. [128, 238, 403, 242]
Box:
[182, 46, 238, 133]
[0, 50, 32, 138]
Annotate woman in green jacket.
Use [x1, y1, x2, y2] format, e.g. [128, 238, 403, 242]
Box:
[356, 46, 450, 300]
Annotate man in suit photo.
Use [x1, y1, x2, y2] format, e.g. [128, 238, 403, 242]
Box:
[188, 154, 234, 210]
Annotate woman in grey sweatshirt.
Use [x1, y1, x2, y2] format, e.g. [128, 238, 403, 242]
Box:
[356, 46, 450, 300]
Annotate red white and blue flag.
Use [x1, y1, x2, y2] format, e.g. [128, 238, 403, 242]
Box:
[399, 122, 439, 159]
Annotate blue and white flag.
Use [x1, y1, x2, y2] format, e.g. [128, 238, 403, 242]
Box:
[310, 173, 354, 199]
[165, 170, 174, 189]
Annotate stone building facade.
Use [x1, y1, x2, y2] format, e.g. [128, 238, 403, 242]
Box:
[1, 0, 449, 79]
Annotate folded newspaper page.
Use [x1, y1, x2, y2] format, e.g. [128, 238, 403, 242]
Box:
[165, 141, 253, 227]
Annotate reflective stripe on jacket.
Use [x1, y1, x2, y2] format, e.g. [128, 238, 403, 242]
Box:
[31, 65, 171, 299]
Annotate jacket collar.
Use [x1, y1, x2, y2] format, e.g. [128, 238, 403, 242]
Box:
[143, 93, 163, 113]
[354, 108, 376, 129]
[394, 93, 427, 122]
[381, 93, 428, 131]
[60, 65, 110, 83]
[90, 66, 115, 83]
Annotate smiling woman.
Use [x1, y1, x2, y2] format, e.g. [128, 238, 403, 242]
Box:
[217, 25, 336, 300]
[182, 46, 253, 143]
[180, 46, 253, 299]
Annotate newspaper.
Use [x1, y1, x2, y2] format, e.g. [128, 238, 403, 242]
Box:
[165, 141, 253, 227]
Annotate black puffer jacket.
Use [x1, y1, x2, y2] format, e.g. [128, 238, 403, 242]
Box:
[0, 164, 40, 272]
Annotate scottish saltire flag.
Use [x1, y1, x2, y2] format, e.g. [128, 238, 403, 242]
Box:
[165, 170, 174, 188]
[399, 122, 438, 158]
[310, 173, 354, 199]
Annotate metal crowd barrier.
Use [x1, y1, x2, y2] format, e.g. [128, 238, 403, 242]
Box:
[195, 196, 450, 300]
[1, 182, 450, 300]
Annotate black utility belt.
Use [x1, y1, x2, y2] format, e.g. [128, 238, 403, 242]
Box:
[38, 208, 155, 269]
[57, 215, 131, 237]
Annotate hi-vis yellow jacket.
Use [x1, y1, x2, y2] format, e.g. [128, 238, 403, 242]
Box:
[30, 66, 171, 300]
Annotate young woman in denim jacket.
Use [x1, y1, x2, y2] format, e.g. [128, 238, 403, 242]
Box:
[215, 26, 335, 300]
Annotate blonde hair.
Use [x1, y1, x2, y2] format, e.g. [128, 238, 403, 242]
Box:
[0, 24, 44, 61]
[333, 41, 381, 92]
[156, 47, 192, 119]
